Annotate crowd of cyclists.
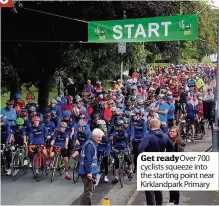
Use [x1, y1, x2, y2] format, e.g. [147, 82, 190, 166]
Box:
[0, 63, 216, 184]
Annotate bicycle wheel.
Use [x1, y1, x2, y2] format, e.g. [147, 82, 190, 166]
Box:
[118, 159, 125, 188]
[59, 155, 65, 176]
[11, 152, 20, 181]
[72, 158, 80, 183]
[32, 153, 43, 182]
[23, 157, 29, 175]
[51, 168, 56, 182]
[51, 154, 58, 182]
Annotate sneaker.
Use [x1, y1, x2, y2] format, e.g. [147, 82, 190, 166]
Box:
[29, 163, 32, 168]
[128, 171, 133, 179]
[13, 169, 19, 176]
[103, 176, 109, 183]
[7, 169, 11, 175]
[24, 160, 28, 166]
[112, 178, 119, 184]
[65, 173, 71, 180]
[166, 203, 174, 206]
[187, 139, 191, 142]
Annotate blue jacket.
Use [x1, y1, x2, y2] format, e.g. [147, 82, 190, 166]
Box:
[63, 119, 74, 134]
[11, 126, 26, 145]
[112, 128, 128, 149]
[107, 115, 123, 136]
[42, 120, 55, 135]
[138, 129, 174, 153]
[188, 79, 196, 92]
[52, 130, 69, 148]
[185, 103, 195, 118]
[131, 118, 147, 140]
[1, 108, 17, 126]
[46, 105, 62, 119]
[73, 123, 91, 146]
[1, 124, 11, 143]
[51, 117, 61, 130]
[97, 134, 111, 156]
[79, 139, 100, 175]
[29, 125, 48, 145]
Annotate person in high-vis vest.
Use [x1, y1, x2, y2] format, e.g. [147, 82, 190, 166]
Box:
[79, 128, 104, 205]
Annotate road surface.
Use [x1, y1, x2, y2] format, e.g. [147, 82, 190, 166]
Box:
[1, 127, 215, 205]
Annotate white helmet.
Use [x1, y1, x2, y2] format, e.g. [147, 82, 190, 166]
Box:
[72, 107, 80, 116]
[97, 120, 106, 125]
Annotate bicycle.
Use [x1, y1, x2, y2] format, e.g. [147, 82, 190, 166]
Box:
[11, 144, 29, 181]
[72, 146, 81, 183]
[1, 144, 10, 174]
[51, 147, 65, 182]
[185, 119, 193, 142]
[29, 145, 50, 182]
[116, 148, 132, 188]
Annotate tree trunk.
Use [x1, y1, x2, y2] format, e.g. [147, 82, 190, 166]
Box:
[10, 78, 21, 100]
[38, 70, 51, 113]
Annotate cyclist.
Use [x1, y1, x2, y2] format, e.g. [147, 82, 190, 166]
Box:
[9, 117, 28, 175]
[62, 95, 75, 112]
[13, 92, 25, 108]
[25, 93, 38, 111]
[167, 96, 175, 128]
[72, 121, 91, 160]
[156, 95, 169, 134]
[20, 108, 31, 134]
[146, 106, 159, 130]
[183, 97, 196, 142]
[1, 115, 12, 175]
[15, 105, 22, 117]
[111, 120, 133, 184]
[50, 121, 71, 180]
[29, 116, 48, 178]
[1, 100, 17, 126]
[28, 106, 43, 122]
[195, 96, 205, 135]
[46, 99, 62, 119]
[42, 112, 56, 146]
[96, 119, 110, 183]
[130, 110, 147, 173]
[50, 110, 61, 131]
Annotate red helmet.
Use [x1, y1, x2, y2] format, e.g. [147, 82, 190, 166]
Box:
[32, 116, 40, 122]
[66, 95, 73, 102]
[26, 94, 34, 100]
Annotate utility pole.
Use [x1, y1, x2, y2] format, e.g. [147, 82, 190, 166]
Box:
[212, 10, 219, 152]
[120, 10, 127, 82]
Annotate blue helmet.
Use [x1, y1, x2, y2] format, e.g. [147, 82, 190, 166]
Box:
[15, 92, 22, 99]
[63, 110, 71, 118]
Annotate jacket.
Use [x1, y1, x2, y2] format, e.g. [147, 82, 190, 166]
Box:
[138, 129, 174, 153]
[79, 139, 100, 175]
[1, 108, 17, 126]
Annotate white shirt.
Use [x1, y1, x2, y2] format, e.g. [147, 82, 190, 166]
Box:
[204, 93, 214, 101]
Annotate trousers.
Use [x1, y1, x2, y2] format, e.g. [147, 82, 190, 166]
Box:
[145, 191, 163, 205]
[80, 176, 95, 205]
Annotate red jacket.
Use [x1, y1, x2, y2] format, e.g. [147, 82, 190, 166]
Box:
[62, 103, 75, 112]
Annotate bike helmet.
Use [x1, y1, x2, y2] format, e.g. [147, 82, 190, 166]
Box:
[50, 99, 57, 104]
[15, 92, 22, 99]
[115, 119, 124, 127]
[148, 106, 156, 111]
[79, 114, 85, 119]
[56, 96, 61, 102]
[66, 95, 73, 102]
[111, 107, 117, 112]
[44, 112, 51, 118]
[16, 117, 24, 125]
[50, 110, 57, 117]
[32, 116, 40, 122]
[123, 117, 130, 124]
[6, 100, 13, 105]
[63, 110, 71, 118]
[97, 120, 106, 125]
[0, 115, 7, 123]
[21, 108, 28, 117]
[130, 111, 136, 116]
[75, 95, 81, 100]
[60, 121, 67, 128]
[116, 109, 123, 116]
[78, 121, 86, 127]
[28, 106, 36, 112]
[26, 94, 34, 100]
[93, 113, 100, 120]
[72, 107, 80, 116]
[96, 81, 101, 85]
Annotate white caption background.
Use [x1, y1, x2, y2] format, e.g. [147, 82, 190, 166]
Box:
[137, 152, 219, 191]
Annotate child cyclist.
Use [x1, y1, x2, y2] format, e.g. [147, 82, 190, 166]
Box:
[50, 121, 70, 180]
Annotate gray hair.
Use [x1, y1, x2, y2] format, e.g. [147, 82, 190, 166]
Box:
[92, 128, 104, 138]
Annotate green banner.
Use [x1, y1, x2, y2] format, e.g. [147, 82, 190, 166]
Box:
[88, 14, 198, 43]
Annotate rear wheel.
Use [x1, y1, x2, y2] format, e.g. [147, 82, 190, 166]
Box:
[72, 158, 80, 183]
[59, 155, 65, 176]
[32, 154, 43, 182]
[118, 159, 125, 188]
[51, 168, 55, 182]
[11, 152, 20, 181]
[23, 157, 29, 175]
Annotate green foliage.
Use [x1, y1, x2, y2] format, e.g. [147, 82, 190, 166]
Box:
[201, 56, 212, 64]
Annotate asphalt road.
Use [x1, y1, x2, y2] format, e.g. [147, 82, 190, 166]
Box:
[1, 158, 136, 205]
[1, 127, 214, 205]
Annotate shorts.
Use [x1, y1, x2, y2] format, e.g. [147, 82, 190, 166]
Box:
[61, 148, 69, 158]
[185, 117, 195, 125]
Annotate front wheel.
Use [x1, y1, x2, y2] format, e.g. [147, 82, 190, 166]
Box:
[72, 158, 80, 183]
[11, 152, 20, 181]
[59, 156, 65, 176]
[32, 153, 43, 182]
[119, 159, 125, 188]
